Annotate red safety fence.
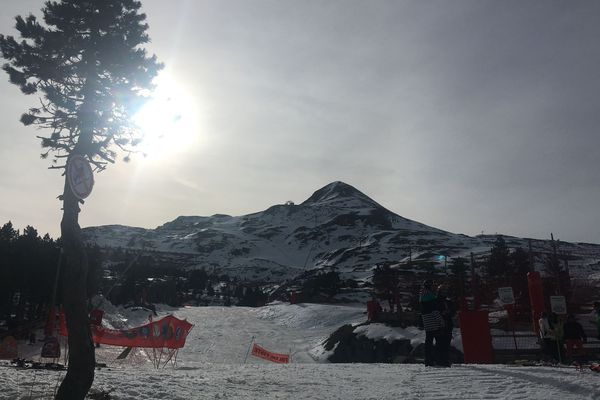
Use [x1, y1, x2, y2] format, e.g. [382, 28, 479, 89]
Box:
[89, 309, 104, 326]
[251, 343, 289, 364]
[527, 271, 545, 334]
[458, 310, 494, 364]
[59, 313, 193, 349]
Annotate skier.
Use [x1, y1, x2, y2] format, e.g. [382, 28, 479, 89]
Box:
[420, 280, 444, 366]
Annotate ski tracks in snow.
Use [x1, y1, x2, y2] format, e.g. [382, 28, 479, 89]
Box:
[92, 364, 600, 399]
[3, 360, 600, 399]
[406, 364, 600, 400]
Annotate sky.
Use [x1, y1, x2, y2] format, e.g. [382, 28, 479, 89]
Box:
[1, 0, 600, 244]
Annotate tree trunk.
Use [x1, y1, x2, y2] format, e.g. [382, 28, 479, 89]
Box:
[55, 176, 95, 400]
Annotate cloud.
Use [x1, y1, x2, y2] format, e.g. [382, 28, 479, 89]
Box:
[2, 0, 600, 242]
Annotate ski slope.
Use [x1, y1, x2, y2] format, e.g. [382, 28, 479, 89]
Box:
[2, 303, 600, 399]
[5, 362, 600, 400]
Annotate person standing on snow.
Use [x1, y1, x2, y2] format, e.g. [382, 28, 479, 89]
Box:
[420, 280, 444, 366]
[436, 284, 455, 367]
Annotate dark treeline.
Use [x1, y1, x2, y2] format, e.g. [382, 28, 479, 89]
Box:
[0, 218, 273, 333]
[370, 236, 535, 313]
[101, 249, 270, 308]
[0, 221, 60, 333]
[369, 234, 585, 319]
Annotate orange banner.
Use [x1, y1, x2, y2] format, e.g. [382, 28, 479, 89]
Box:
[251, 343, 289, 363]
[59, 313, 193, 349]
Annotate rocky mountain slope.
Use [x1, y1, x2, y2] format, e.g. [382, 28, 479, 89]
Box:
[83, 181, 600, 283]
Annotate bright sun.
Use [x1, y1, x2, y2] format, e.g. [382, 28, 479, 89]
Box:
[133, 73, 199, 159]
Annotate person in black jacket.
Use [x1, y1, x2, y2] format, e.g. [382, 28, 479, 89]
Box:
[419, 280, 444, 366]
[563, 314, 586, 359]
[436, 285, 455, 367]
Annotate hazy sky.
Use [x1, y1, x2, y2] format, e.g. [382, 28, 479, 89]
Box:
[1, 0, 600, 243]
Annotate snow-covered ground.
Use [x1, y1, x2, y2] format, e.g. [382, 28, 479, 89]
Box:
[2, 303, 600, 399]
[4, 362, 600, 400]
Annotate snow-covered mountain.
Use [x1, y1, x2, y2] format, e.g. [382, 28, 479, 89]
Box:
[83, 181, 600, 282]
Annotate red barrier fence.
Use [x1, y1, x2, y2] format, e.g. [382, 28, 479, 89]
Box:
[458, 310, 493, 364]
[527, 271, 545, 335]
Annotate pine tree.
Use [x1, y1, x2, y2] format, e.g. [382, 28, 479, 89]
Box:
[0, 222, 18, 317]
[301, 269, 341, 300]
[543, 253, 565, 293]
[188, 268, 208, 291]
[510, 247, 530, 277]
[206, 282, 215, 297]
[0, 221, 18, 242]
[0, 2, 161, 398]
[0, 223, 59, 326]
[22, 225, 39, 241]
[449, 257, 468, 297]
[509, 247, 530, 306]
[487, 235, 510, 282]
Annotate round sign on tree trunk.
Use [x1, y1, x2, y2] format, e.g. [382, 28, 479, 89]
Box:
[67, 155, 94, 199]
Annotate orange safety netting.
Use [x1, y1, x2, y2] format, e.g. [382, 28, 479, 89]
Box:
[59, 313, 193, 349]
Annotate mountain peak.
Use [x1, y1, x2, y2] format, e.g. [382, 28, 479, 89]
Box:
[301, 181, 381, 208]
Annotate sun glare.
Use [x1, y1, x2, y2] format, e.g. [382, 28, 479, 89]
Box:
[133, 73, 200, 159]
